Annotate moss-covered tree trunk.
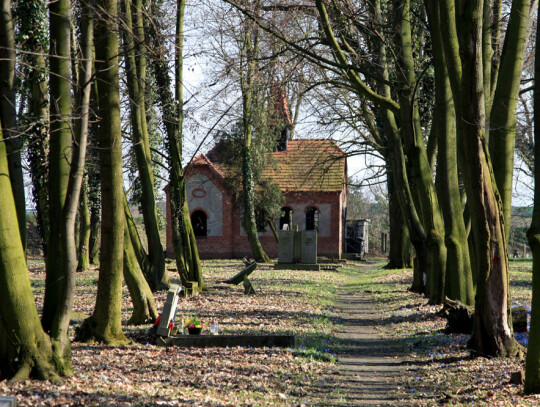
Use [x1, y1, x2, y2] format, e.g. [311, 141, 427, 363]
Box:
[124, 192, 151, 280]
[384, 157, 413, 270]
[0, 0, 25, 250]
[49, 4, 94, 374]
[76, 0, 128, 345]
[147, 0, 204, 289]
[524, 4, 540, 392]
[240, 14, 270, 263]
[123, 221, 158, 325]
[121, 0, 168, 290]
[0, 118, 60, 382]
[428, 0, 474, 305]
[438, 0, 519, 357]
[394, 0, 446, 304]
[42, 0, 72, 333]
[489, 0, 532, 241]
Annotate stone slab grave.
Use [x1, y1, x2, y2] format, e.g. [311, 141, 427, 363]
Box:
[0, 396, 16, 407]
[301, 230, 317, 263]
[156, 284, 182, 337]
[223, 262, 257, 294]
[156, 334, 295, 349]
[276, 229, 320, 271]
[156, 263, 294, 348]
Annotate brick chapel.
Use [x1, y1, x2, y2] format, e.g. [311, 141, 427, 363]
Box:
[165, 91, 348, 259]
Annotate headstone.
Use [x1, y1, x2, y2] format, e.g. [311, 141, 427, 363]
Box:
[0, 396, 16, 407]
[301, 231, 317, 264]
[278, 230, 294, 263]
[157, 284, 182, 337]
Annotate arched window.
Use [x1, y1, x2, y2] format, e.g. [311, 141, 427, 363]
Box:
[306, 207, 319, 231]
[279, 207, 293, 230]
[191, 210, 207, 237]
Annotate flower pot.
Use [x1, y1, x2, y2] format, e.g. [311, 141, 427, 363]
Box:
[188, 327, 202, 335]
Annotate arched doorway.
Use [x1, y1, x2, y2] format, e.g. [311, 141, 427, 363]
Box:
[306, 207, 319, 231]
[191, 210, 207, 237]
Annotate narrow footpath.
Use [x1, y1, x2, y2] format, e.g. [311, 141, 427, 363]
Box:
[331, 264, 405, 406]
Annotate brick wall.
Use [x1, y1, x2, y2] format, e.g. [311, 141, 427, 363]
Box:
[166, 169, 345, 259]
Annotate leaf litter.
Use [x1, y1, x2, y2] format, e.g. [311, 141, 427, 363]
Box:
[3, 259, 345, 406]
[7, 259, 540, 406]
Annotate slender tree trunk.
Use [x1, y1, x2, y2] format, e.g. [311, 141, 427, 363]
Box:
[394, 0, 446, 304]
[242, 144, 270, 262]
[490, 0, 532, 241]
[240, 15, 270, 263]
[50, 2, 94, 374]
[489, 0, 531, 240]
[18, 0, 49, 256]
[121, 0, 168, 290]
[89, 205, 100, 264]
[76, 0, 128, 345]
[123, 221, 158, 325]
[384, 161, 413, 269]
[0, 0, 25, 250]
[124, 192, 151, 282]
[78, 183, 91, 271]
[0, 117, 60, 382]
[524, 4, 540, 392]
[428, 0, 474, 305]
[146, 0, 204, 289]
[42, 0, 73, 333]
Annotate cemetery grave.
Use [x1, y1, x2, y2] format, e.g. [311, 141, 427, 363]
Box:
[274, 229, 321, 271]
[153, 263, 295, 348]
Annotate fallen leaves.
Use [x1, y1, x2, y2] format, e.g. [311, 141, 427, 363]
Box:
[2, 259, 344, 406]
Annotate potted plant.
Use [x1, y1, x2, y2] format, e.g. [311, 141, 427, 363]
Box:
[185, 316, 203, 335]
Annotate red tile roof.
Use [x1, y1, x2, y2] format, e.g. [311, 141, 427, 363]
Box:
[265, 139, 346, 192]
[190, 139, 347, 192]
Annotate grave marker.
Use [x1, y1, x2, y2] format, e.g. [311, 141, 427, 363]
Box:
[278, 230, 294, 263]
[301, 231, 317, 264]
[156, 284, 182, 337]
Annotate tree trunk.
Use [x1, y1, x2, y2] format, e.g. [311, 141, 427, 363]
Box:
[438, 0, 519, 356]
[0, 0, 25, 251]
[76, 0, 128, 345]
[146, 0, 204, 289]
[121, 0, 168, 290]
[524, 4, 540, 392]
[428, 0, 474, 305]
[49, 1, 94, 374]
[242, 145, 271, 262]
[78, 184, 91, 272]
[240, 17, 270, 263]
[42, 0, 73, 333]
[0, 117, 60, 382]
[89, 205, 100, 265]
[489, 0, 532, 241]
[123, 221, 158, 325]
[394, 0, 446, 304]
[384, 161, 413, 269]
[124, 192, 151, 282]
[26, 33, 50, 255]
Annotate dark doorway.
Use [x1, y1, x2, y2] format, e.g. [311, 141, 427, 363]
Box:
[306, 207, 319, 231]
[191, 210, 207, 237]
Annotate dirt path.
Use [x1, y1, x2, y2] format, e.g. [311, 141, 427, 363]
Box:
[331, 264, 405, 406]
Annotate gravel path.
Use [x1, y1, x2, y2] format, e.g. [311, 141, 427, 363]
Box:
[329, 264, 406, 406]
